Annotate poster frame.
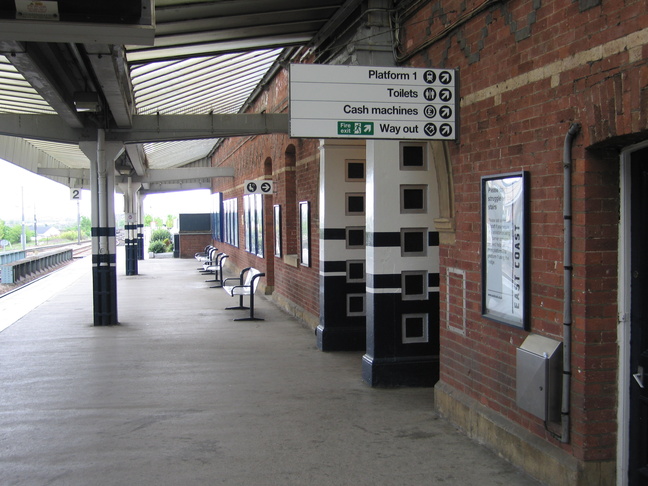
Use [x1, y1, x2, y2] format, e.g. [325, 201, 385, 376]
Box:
[481, 171, 529, 330]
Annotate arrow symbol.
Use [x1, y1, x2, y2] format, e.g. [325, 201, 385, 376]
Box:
[363, 124, 372, 133]
[440, 124, 453, 137]
[439, 88, 452, 102]
[261, 182, 272, 193]
[439, 71, 452, 84]
[247, 182, 257, 193]
[424, 123, 437, 137]
[440, 106, 452, 119]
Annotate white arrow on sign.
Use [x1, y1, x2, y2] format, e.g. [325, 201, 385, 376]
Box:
[439, 88, 453, 102]
[440, 106, 453, 119]
[439, 71, 453, 84]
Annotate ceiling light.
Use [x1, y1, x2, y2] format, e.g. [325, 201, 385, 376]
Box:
[73, 92, 101, 112]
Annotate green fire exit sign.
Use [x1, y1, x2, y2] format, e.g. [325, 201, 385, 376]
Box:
[337, 121, 374, 136]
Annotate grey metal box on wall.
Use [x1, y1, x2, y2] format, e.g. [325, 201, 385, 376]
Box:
[516, 334, 563, 422]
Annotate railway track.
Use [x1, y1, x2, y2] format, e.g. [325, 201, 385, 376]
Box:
[0, 241, 93, 297]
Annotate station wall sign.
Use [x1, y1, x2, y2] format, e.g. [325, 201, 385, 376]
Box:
[289, 64, 459, 141]
[244, 180, 274, 195]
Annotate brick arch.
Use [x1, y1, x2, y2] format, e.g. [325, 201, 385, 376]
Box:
[430, 141, 456, 244]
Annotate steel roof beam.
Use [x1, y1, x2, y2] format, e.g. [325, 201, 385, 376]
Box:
[84, 45, 135, 128]
[125, 144, 148, 176]
[0, 113, 289, 144]
[117, 167, 234, 185]
[0, 41, 84, 128]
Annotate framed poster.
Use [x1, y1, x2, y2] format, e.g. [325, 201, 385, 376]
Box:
[299, 201, 310, 267]
[481, 172, 529, 329]
[273, 205, 282, 258]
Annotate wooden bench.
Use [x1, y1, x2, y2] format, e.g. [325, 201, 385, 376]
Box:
[205, 253, 229, 288]
[223, 267, 265, 321]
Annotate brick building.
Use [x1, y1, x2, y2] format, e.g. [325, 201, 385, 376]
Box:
[207, 1, 646, 485]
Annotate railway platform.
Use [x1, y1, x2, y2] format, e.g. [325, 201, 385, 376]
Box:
[0, 250, 542, 486]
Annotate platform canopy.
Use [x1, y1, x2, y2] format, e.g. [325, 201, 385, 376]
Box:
[0, 0, 362, 193]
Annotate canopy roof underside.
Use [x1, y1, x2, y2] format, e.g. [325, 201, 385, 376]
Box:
[0, 0, 356, 189]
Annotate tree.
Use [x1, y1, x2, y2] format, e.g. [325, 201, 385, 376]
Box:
[5, 225, 32, 244]
[80, 216, 92, 237]
[0, 219, 5, 241]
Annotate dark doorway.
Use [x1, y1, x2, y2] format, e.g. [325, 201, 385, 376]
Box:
[629, 146, 648, 484]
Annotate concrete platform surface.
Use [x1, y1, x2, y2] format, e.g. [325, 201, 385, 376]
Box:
[0, 254, 542, 486]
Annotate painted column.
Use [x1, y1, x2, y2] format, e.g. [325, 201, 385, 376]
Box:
[317, 139, 368, 351]
[124, 178, 139, 276]
[80, 132, 123, 326]
[362, 140, 440, 386]
[137, 193, 145, 260]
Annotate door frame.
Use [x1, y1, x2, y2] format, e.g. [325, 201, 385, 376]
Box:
[618, 139, 648, 486]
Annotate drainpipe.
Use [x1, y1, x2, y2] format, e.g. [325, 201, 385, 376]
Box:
[561, 122, 581, 443]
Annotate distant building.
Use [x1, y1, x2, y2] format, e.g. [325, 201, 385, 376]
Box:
[37, 226, 60, 239]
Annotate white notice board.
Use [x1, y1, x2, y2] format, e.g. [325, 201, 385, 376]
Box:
[289, 64, 458, 141]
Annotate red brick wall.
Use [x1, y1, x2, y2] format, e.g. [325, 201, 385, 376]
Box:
[210, 69, 322, 321]
[400, 0, 646, 463]
[179, 233, 212, 259]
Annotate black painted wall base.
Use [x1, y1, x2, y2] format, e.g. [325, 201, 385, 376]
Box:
[362, 354, 439, 387]
[92, 265, 118, 326]
[316, 324, 366, 351]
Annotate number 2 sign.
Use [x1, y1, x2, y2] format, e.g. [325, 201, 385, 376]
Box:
[70, 188, 82, 200]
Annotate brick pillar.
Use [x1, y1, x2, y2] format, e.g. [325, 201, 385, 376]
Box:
[362, 140, 440, 386]
[317, 140, 367, 351]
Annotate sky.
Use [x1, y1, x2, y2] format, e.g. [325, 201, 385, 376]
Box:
[0, 158, 213, 225]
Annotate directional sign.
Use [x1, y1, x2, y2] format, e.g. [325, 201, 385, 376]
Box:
[244, 180, 274, 195]
[290, 64, 458, 141]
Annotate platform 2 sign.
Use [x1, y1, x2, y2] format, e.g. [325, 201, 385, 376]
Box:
[289, 64, 458, 141]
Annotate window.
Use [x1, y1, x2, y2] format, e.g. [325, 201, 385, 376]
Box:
[347, 294, 366, 316]
[400, 143, 427, 170]
[273, 205, 282, 258]
[346, 227, 366, 249]
[402, 314, 429, 343]
[401, 270, 428, 300]
[244, 194, 263, 257]
[299, 201, 310, 266]
[346, 159, 366, 181]
[212, 192, 223, 241]
[401, 228, 427, 256]
[346, 193, 365, 215]
[223, 197, 238, 247]
[346, 260, 366, 283]
[400, 185, 427, 214]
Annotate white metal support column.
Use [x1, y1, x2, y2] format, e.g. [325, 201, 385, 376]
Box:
[80, 131, 124, 326]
